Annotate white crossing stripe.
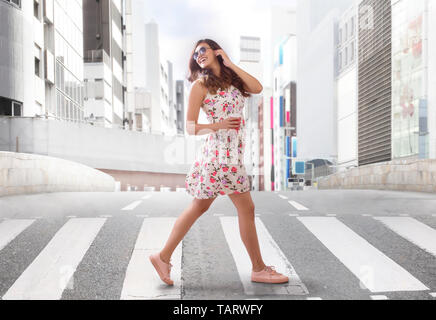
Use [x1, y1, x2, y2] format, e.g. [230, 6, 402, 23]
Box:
[288, 201, 309, 211]
[278, 195, 288, 200]
[289, 214, 300, 217]
[430, 292, 436, 298]
[374, 217, 436, 257]
[121, 201, 142, 211]
[370, 295, 388, 300]
[2, 218, 106, 300]
[219, 216, 308, 296]
[306, 297, 323, 300]
[297, 217, 428, 292]
[120, 218, 182, 300]
[142, 195, 152, 200]
[0, 219, 35, 251]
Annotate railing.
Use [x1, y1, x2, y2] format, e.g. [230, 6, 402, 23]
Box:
[305, 164, 338, 182]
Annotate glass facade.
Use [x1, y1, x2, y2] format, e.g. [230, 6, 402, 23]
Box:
[392, 0, 428, 159]
[53, 0, 84, 122]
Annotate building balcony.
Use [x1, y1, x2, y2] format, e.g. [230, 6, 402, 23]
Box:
[84, 49, 111, 66]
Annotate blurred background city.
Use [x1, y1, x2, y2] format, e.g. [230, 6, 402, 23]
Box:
[1, 0, 435, 195]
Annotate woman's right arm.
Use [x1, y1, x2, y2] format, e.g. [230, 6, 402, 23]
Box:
[186, 80, 221, 136]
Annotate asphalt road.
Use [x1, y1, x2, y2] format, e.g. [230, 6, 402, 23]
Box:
[0, 189, 435, 300]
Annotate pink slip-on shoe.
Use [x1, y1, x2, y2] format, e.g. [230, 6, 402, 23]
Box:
[251, 266, 289, 284]
[149, 253, 174, 285]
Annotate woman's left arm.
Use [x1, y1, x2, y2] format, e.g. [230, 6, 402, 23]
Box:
[228, 63, 263, 94]
[214, 49, 263, 94]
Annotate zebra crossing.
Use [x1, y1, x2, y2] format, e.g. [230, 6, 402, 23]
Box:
[0, 212, 436, 300]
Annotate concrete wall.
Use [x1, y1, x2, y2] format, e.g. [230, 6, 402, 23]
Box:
[0, 151, 116, 197]
[0, 117, 201, 174]
[317, 158, 436, 193]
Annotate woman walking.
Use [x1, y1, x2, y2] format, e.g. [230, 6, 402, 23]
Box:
[149, 39, 289, 286]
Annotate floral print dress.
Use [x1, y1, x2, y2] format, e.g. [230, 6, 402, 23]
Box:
[185, 84, 251, 199]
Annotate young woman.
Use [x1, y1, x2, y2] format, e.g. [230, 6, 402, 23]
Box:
[149, 39, 288, 286]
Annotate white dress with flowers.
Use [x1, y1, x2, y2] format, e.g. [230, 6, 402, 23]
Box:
[185, 84, 251, 199]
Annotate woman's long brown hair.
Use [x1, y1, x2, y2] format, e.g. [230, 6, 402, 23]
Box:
[186, 39, 252, 98]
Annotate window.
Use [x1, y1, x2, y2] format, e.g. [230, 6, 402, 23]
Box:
[3, 0, 21, 9]
[13, 101, 22, 116]
[344, 23, 348, 42]
[344, 46, 348, 66]
[351, 17, 355, 36]
[34, 0, 40, 20]
[35, 57, 41, 77]
[351, 41, 355, 61]
[338, 51, 342, 70]
[0, 97, 22, 116]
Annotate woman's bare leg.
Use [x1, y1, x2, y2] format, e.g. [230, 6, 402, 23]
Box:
[159, 197, 217, 263]
[228, 191, 267, 272]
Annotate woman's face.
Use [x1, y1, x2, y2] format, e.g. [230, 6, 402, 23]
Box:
[194, 42, 215, 68]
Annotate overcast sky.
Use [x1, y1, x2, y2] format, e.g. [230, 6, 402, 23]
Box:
[141, 0, 297, 81]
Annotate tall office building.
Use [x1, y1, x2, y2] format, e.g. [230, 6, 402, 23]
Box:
[358, 0, 392, 166]
[272, 34, 297, 191]
[336, 4, 359, 171]
[82, 0, 126, 128]
[296, 0, 352, 167]
[264, 5, 297, 191]
[123, 0, 135, 131]
[239, 36, 263, 191]
[0, 0, 85, 122]
[391, 0, 436, 160]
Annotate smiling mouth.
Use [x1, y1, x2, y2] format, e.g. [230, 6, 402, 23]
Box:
[199, 57, 207, 64]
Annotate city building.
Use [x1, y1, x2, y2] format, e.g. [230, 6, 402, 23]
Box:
[357, 0, 392, 166]
[296, 0, 354, 185]
[391, 0, 436, 160]
[0, 0, 85, 122]
[82, 0, 126, 128]
[263, 5, 297, 191]
[123, 0, 135, 131]
[336, 4, 359, 171]
[239, 36, 263, 191]
[145, 20, 178, 135]
[271, 34, 297, 191]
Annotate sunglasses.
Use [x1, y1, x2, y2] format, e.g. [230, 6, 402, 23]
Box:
[193, 46, 212, 61]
